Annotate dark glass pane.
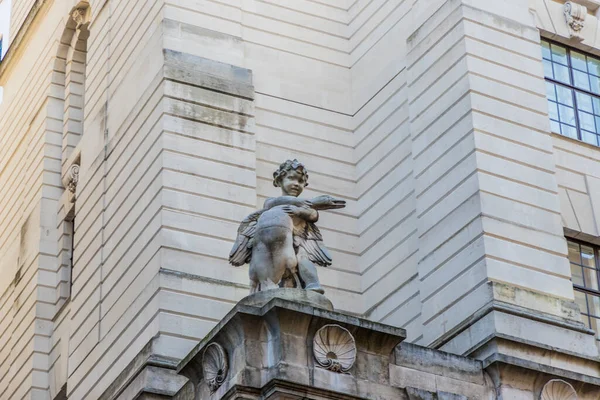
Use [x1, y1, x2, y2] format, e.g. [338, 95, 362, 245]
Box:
[551, 43, 568, 65]
[582, 130, 599, 146]
[543, 59, 554, 79]
[558, 105, 576, 125]
[554, 64, 571, 84]
[574, 70, 591, 91]
[572, 263, 584, 286]
[589, 57, 600, 76]
[591, 75, 600, 95]
[546, 82, 557, 102]
[587, 294, 600, 316]
[579, 111, 595, 131]
[576, 91, 593, 112]
[572, 51, 588, 71]
[575, 290, 588, 314]
[556, 85, 573, 106]
[568, 241, 581, 263]
[542, 40, 551, 60]
[550, 120, 561, 133]
[561, 124, 578, 139]
[548, 101, 559, 120]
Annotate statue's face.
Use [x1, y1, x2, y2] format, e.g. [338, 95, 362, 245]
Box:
[281, 169, 306, 197]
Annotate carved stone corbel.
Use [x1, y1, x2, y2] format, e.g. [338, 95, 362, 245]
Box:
[564, 1, 587, 41]
[63, 163, 80, 203]
[70, 2, 90, 29]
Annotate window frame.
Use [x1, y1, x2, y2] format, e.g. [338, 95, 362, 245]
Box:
[567, 237, 600, 339]
[542, 37, 600, 146]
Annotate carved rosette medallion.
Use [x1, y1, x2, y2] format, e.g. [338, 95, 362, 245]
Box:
[564, 1, 587, 41]
[202, 342, 228, 393]
[313, 324, 356, 373]
[540, 379, 578, 400]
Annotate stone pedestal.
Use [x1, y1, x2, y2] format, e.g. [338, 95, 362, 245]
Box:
[177, 295, 406, 400]
[237, 288, 334, 311]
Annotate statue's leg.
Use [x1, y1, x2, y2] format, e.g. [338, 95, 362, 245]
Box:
[252, 227, 296, 291]
[275, 230, 297, 287]
[250, 241, 275, 292]
[249, 260, 258, 293]
[249, 276, 259, 294]
[297, 249, 324, 294]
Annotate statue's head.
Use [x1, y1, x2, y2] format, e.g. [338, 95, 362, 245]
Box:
[273, 159, 309, 197]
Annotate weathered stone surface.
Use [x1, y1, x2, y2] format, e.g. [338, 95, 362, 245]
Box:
[114, 366, 190, 400]
[396, 343, 485, 386]
[405, 387, 466, 400]
[239, 288, 334, 311]
[178, 297, 406, 400]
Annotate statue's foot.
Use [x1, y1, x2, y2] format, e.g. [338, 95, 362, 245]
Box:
[305, 284, 325, 294]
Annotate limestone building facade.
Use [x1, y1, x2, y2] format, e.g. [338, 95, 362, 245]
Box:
[1, 0, 600, 398]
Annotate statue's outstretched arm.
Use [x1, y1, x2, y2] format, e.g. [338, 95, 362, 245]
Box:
[264, 196, 312, 209]
[281, 204, 318, 222]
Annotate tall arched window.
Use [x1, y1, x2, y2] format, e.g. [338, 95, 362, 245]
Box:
[55, 2, 90, 307]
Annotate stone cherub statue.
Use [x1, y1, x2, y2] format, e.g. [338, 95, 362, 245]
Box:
[229, 160, 346, 294]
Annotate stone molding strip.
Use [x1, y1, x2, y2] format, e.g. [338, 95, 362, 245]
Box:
[430, 288, 594, 351]
[482, 353, 600, 387]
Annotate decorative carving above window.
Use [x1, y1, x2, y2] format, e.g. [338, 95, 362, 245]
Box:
[70, 1, 90, 29]
[71, 8, 86, 26]
[564, 1, 587, 40]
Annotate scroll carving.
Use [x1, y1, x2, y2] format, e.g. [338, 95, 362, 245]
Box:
[66, 164, 79, 195]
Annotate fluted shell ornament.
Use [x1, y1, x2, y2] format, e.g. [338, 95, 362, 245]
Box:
[202, 342, 228, 392]
[313, 324, 356, 373]
[540, 379, 578, 400]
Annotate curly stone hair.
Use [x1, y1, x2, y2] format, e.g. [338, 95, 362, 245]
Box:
[272, 159, 309, 188]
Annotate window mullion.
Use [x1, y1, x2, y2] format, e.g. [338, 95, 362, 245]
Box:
[567, 47, 583, 140]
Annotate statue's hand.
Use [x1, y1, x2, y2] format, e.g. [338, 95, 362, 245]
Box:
[281, 204, 317, 222]
[310, 195, 346, 210]
[281, 205, 304, 216]
[290, 197, 312, 208]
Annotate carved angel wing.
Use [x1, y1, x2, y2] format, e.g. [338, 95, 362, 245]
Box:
[229, 210, 263, 266]
[294, 222, 333, 267]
